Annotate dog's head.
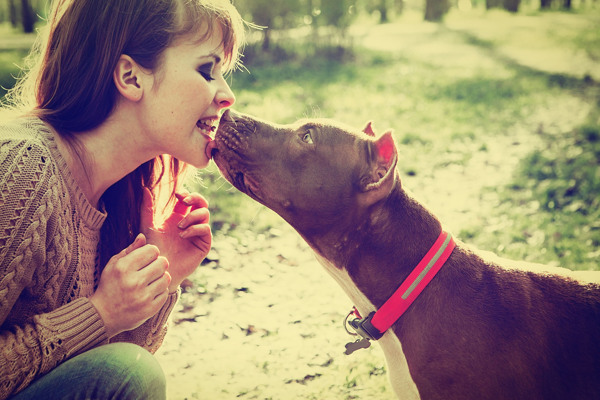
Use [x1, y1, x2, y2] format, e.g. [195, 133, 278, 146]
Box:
[210, 110, 399, 238]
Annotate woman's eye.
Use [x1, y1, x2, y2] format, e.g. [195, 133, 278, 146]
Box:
[198, 63, 215, 82]
[301, 132, 314, 144]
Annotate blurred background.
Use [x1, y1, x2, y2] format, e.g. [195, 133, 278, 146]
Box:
[1, 0, 599, 398]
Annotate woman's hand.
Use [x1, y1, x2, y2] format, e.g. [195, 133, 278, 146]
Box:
[141, 187, 212, 293]
[90, 233, 171, 338]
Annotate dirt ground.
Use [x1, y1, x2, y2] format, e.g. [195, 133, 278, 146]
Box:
[153, 88, 553, 400]
[154, 112, 542, 400]
[155, 10, 597, 400]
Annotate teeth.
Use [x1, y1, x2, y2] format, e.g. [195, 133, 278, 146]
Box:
[197, 119, 216, 133]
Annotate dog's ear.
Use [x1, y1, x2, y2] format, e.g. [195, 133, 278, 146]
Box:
[358, 130, 398, 206]
[362, 121, 376, 137]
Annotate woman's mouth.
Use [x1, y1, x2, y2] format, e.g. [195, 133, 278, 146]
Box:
[197, 118, 217, 136]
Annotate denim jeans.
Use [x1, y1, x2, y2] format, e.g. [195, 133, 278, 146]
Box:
[11, 343, 166, 400]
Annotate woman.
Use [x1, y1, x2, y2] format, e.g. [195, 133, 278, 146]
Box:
[0, 0, 245, 399]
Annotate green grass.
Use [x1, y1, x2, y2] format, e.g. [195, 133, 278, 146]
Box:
[1, 9, 599, 272]
[195, 8, 600, 272]
[471, 114, 600, 270]
[0, 49, 28, 99]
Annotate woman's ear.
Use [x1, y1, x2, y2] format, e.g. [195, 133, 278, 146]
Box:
[113, 55, 144, 101]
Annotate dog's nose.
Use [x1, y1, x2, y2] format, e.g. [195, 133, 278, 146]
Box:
[220, 109, 235, 123]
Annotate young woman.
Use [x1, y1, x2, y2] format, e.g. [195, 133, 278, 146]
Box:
[0, 0, 245, 399]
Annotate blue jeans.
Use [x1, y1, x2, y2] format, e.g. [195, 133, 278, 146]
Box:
[11, 343, 166, 400]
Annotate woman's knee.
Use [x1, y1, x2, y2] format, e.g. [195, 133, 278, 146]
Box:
[99, 343, 166, 400]
[12, 343, 166, 400]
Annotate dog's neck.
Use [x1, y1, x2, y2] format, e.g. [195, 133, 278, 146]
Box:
[305, 181, 443, 310]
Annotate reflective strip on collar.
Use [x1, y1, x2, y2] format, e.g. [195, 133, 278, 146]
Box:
[370, 231, 456, 334]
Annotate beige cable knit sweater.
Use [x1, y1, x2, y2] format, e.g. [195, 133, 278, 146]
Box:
[0, 117, 179, 399]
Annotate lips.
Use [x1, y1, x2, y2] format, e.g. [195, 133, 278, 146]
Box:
[205, 140, 218, 160]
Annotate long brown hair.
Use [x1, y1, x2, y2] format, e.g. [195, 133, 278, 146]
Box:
[5, 0, 245, 269]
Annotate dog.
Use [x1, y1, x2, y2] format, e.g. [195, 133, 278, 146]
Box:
[208, 109, 600, 400]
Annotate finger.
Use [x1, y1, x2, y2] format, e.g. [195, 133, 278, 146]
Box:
[178, 207, 210, 230]
[189, 235, 212, 252]
[125, 244, 161, 270]
[125, 233, 147, 255]
[169, 193, 208, 222]
[149, 271, 172, 299]
[141, 256, 169, 285]
[180, 192, 209, 209]
[172, 196, 190, 217]
[180, 223, 212, 242]
[152, 287, 169, 306]
[140, 187, 156, 232]
[151, 287, 169, 309]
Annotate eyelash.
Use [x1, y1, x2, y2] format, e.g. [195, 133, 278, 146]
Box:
[197, 63, 215, 82]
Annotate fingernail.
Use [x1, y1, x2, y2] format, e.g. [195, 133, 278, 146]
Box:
[179, 231, 188, 239]
[133, 233, 143, 245]
[183, 195, 192, 204]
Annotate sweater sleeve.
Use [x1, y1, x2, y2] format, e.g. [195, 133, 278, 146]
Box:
[111, 289, 180, 354]
[0, 139, 108, 399]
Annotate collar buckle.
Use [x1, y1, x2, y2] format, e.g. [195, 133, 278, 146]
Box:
[348, 311, 384, 341]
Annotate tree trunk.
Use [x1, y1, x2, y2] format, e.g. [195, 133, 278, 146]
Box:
[503, 0, 520, 12]
[20, 0, 35, 33]
[379, 0, 389, 23]
[486, 0, 503, 9]
[424, 0, 449, 21]
[9, 0, 18, 27]
[262, 29, 271, 51]
[540, 0, 553, 8]
[394, 0, 405, 15]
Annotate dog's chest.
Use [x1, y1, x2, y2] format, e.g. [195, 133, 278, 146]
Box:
[314, 254, 421, 400]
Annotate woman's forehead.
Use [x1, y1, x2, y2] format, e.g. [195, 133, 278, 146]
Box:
[177, 26, 232, 63]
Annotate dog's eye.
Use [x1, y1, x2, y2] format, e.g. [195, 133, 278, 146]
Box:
[301, 131, 314, 144]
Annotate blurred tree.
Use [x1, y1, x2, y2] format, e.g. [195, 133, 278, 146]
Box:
[364, 0, 405, 23]
[374, 0, 389, 23]
[9, 0, 19, 27]
[20, 0, 35, 33]
[485, 0, 520, 12]
[485, 0, 501, 9]
[320, 0, 354, 26]
[424, 0, 449, 21]
[503, 0, 520, 12]
[317, 0, 357, 39]
[2, 0, 44, 32]
[234, 0, 303, 50]
[394, 0, 405, 16]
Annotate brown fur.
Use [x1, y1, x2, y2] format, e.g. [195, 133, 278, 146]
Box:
[211, 110, 600, 400]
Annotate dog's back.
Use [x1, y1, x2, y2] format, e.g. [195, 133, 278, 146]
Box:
[405, 245, 600, 399]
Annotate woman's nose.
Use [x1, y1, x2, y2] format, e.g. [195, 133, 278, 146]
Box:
[215, 77, 235, 109]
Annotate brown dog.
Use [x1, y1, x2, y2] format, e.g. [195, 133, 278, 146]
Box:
[209, 109, 600, 400]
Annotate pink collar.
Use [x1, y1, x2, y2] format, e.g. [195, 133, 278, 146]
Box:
[348, 230, 456, 341]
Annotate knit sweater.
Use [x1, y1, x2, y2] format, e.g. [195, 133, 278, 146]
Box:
[0, 117, 179, 399]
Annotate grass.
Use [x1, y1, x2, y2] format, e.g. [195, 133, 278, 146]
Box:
[0, 49, 28, 99]
[198, 7, 600, 273]
[466, 112, 600, 270]
[1, 9, 598, 271]
[2, 8, 599, 399]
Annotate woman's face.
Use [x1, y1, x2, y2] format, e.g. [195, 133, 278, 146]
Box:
[138, 27, 236, 168]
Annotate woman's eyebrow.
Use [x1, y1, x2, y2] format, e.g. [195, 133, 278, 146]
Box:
[197, 53, 222, 64]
